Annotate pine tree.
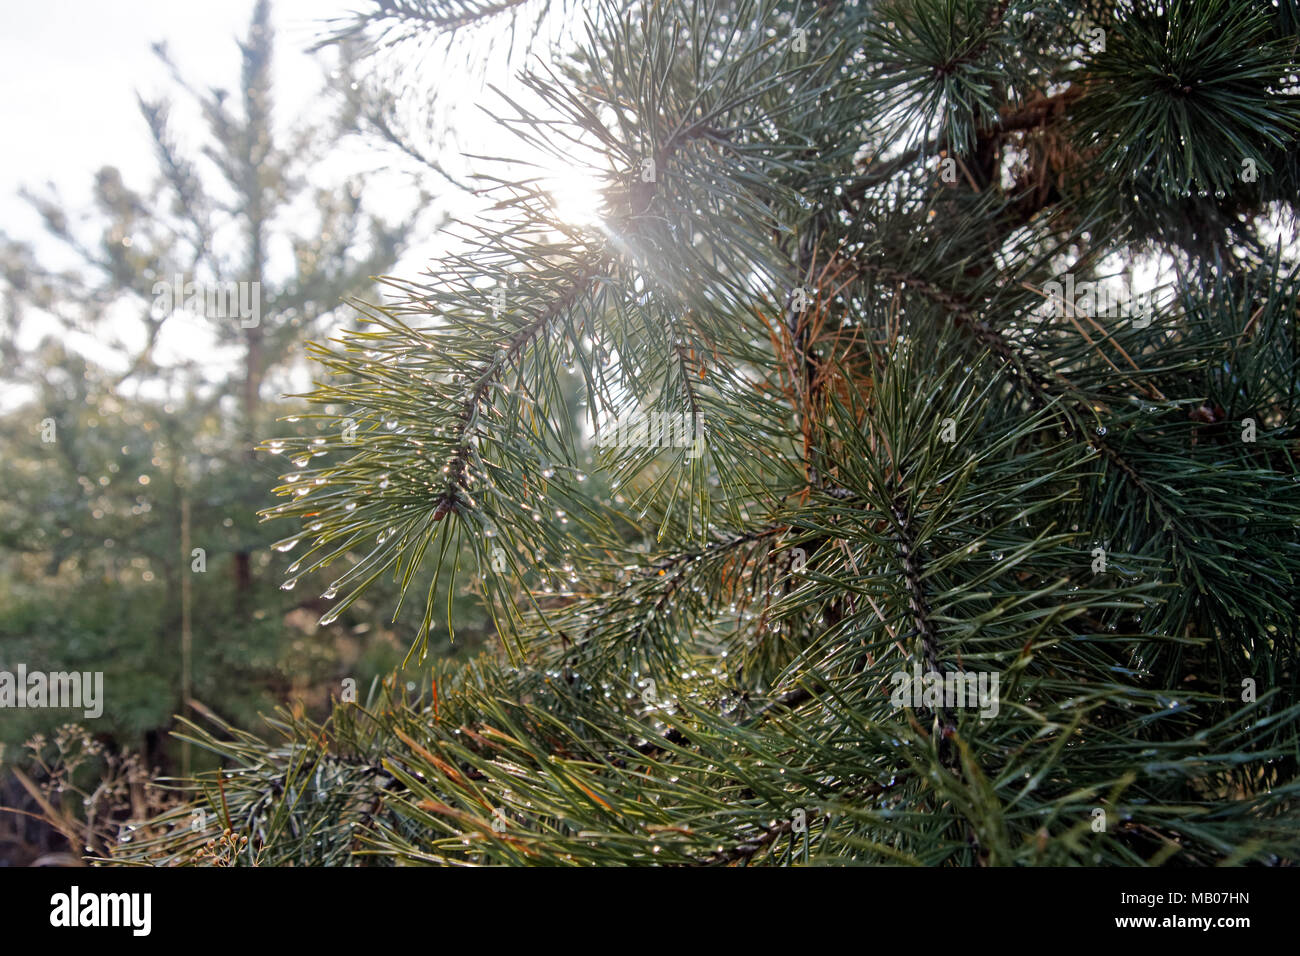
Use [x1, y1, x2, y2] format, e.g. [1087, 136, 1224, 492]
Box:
[121, 0, 1300, 866]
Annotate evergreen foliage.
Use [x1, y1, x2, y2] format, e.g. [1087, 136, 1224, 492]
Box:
[120, 0, 1300, 866]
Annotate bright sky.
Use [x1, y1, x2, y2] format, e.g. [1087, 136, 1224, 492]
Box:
[0, 1, 377, 408]
[0, 0, 567, 411]
[0, 0, 608, 413]
[0, 1, 362, 244]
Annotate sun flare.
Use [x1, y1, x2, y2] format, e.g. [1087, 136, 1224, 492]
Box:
[546, 165, 606, 227]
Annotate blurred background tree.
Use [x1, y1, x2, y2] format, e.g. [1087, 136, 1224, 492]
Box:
[0, 0, 495, 862]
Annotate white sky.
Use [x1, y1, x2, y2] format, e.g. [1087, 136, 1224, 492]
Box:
[0, 0, 603, 412]
[0, 1, 376, 407]
[0, 1, 364, 245]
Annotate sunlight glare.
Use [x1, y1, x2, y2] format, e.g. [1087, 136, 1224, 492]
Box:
[547, 165, 606, 227]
